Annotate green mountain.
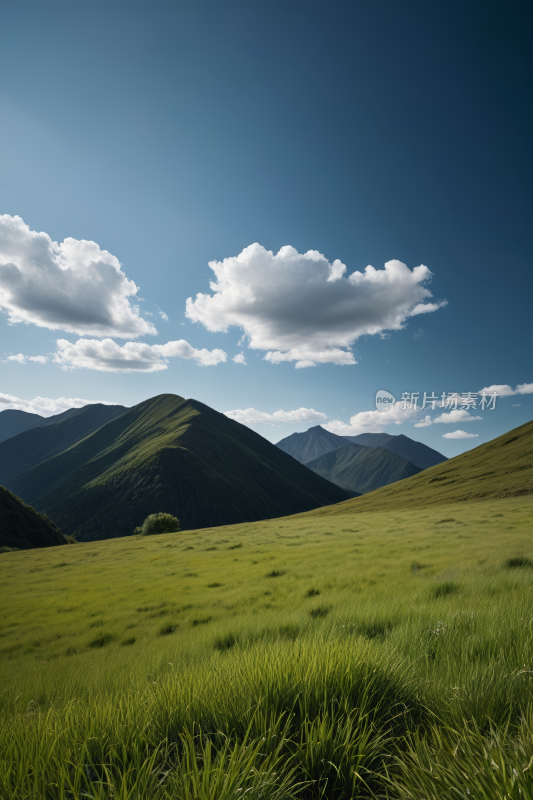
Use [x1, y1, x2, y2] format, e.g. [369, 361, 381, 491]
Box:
[276, 425, 351, 463]
[0, 394, 350, 541]
[0, 485, 69, 550]
[305, 419, 533, 518]
[305, 443, 422, 494]
[343, 432, 447, 470]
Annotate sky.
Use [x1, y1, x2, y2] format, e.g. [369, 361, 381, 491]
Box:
[0, 0, 531, 456]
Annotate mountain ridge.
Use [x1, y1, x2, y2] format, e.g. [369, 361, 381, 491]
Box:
[306, 443, 422, 494]
[0, 394, 350, 541]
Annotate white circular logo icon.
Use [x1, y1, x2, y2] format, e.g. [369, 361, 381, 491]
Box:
[375, 389, 396, 411]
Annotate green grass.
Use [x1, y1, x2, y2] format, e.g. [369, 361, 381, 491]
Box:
[1, 494, 533, 797]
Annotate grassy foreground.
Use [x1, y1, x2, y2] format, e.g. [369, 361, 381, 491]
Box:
[2, 494, 533, 798]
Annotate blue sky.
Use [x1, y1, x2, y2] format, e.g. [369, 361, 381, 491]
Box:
[0, 0, 531, 455]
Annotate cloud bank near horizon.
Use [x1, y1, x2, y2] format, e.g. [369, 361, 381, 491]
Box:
[186, 244, 446, 368]
[0, 392, 120, 417]
[224, 407, 327, 425]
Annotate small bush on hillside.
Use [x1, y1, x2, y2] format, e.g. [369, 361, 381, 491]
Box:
[137, 512, 181, 536]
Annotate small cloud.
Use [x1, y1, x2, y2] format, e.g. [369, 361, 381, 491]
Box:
[414, 415, 432, 427]
[433, 409, 482, 424]
[295, 360, 317, 369]
[159, 310, 169, 322]
[442, 430, 479, 440]
[412, 328, 425, 339]
[232, 353, 247, 365]
[224, 407, 327, 425]
[512, 403, 522, 407]
[4, 353, 47, 364]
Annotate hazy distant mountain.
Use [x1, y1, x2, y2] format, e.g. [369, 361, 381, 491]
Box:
[0, 485, 69, 550]
[0, 394, 350, 541]
[343, 432, 447, 470]
[0, 404, 127, 445]
[305, 444, 423, 494]
[0, 404, 129, 483]
[276, 425, 351, 463]
[0, 409, 43, 444]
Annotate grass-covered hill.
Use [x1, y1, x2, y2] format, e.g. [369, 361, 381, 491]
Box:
[1, 394, 349, 542]
[306, 443, 422, 494]
[1, 421, 532, 797]
[0, 485, 69, 550]
[305, 418, 533, 519]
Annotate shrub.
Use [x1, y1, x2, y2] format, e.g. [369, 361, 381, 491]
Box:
[138, 512, 180, 536]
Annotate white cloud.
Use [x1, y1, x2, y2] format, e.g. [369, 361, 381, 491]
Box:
[512, 404, 522, 407]
[322, 403, 420, 436]
[185, 244, 446, 367]
[54, 338, 227, 372]
[232, 352, 247, 365]
[0, 392, 119, 417]
[442, 430, 479, 440]
[478, 384, 515, 397]
[478, 383, 533, 397]
[0, 214, 156, 338]
[433, 409, 483, 424]
[414, 415, 432, 427]
[5, 352, 47, 364]
[224, 407, 327, 425]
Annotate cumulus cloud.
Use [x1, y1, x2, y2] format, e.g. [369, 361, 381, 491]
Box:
[0, 214, 156, 338]
[54, 338, 227, 372]
[5, 352, 47, 364]
[442, 430, 479, 440]
[433, 409, 483, 424]
[478, 383, 533, 397]
[0, 392, 119, 417]
[232, 353, 247, 365]
[414, 415, 432, 427]
[322, 403, 420, 436]
[185, 244, 446, 367]
[224, 407, 327, 425]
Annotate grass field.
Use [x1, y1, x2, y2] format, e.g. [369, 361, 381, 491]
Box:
[2, 492, 533, 798]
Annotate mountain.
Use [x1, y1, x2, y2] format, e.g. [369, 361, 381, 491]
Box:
[0, 394, 350, 541]
[0, 404, 127, 445]
[0, 485, 70, 550]
[0, 404, 129, 483]
[276, 425, 352, 463]
[0, 409, 43, 444]
[276, 426, 447, 471]
[305, 443, 422, 494]
[343, 432, 447, 470]
[304, 419, 533, 518]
